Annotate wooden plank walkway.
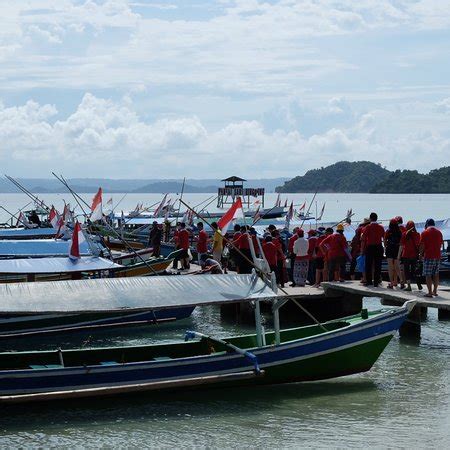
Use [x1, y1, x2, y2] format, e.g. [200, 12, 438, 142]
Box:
[321, 281, 450, 311]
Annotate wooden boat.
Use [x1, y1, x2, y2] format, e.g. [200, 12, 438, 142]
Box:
[0, 227, 57, 240]
[0, 274, 415, 403]
[0, 251, 179, 283]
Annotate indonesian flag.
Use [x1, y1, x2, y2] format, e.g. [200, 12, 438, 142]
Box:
[48, 207, 59, 229]
[154, 194, 168, 218]
[284, 198, 288, 208]
[90, 188, 103, 222]
[218, 197, 244, 235]
[69, 221, 86, 260]
[284, 201, 294, 229]
[56, 204, 69, 237]
[252, 206, 261, 223]
[317, 203, 326, 221]
[274, 193, 281, 207]
[105, 197, 113, 213]
[298, 201, 306, 212]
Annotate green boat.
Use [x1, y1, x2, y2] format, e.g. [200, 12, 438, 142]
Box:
[0, 273, 415, 404]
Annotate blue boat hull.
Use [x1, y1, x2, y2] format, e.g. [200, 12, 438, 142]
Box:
[0, 305, 410, 399]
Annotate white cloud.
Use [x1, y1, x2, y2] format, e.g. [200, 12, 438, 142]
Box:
[1, 93, 449, 177]
[435, 98, 450, 114]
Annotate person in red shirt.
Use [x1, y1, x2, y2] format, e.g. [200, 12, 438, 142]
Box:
[350, 219, 369, 281]
[319, 224, 349, 281]
[420, 218, 444, 297]
[172, 222, 181, 269]
[236, 226, 252, 274]
[399, 220, 422, 291]
[230, 224, 242, 273]
[195, 222, 209, 264]
[262, 235, 278, 273]
[320, 227, 333, 282]
[313, 229, 327, 286]
[177, 222, 190, 270]
[288, 227, 299, 283]
[361, 212, 385, 287]
[307, 229, 318, 284]
[272, 230, 287, 288]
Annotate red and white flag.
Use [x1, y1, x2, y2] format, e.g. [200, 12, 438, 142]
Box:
[218, 197, 244, 234]
[48, 207, 59, 229]
[284, 198, 288, 208]
[16, 212, 32, 228]
[284, 201, 294, 229]
[317, 203, 326, 221]
[153, 194, 168, 218]
[298, 201, 306, 212]
[56, 204, 69, 237]
[274, 194, 281, 207]
[252, 206, 261, 224]
[69, 221, 86, 260]
[90, 188, 103, 222]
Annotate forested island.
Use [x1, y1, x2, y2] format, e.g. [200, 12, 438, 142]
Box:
[276, 161, 450, 193]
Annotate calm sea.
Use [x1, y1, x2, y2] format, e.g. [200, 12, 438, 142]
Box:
[0, 193, 449, 447]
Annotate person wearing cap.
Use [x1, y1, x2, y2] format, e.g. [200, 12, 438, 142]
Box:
[293, 229, 309, 287]
[149, 220, 162, 257]
[385, 218, 402, 289]
[319, 224, 349, 282]
[398, 220, 422, 291]
[361, 212, 385, 287]
[420, 218, 444, 297]
[350, 219, 369, 281]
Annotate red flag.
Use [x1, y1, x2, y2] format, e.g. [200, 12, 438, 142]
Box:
[298, 202, 306, 212]
[218, 197, 244, 234]
[69, 221, 86, 260]
[90, 188, 103, 221]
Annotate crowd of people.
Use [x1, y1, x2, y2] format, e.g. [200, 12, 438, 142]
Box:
[157, 213, 445, 297]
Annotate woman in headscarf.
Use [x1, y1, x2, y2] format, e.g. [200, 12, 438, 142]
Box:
[385, 218, 402, 288]
[398, 220, 422, 291]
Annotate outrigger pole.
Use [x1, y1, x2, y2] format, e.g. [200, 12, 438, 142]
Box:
[179, 199, 328, 346]
[4, 175, 51, 212]
[52, 173, 161, 276]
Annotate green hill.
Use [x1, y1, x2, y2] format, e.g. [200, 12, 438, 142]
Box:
[276, 161, 390, 193]
[370, 167, 450, 193]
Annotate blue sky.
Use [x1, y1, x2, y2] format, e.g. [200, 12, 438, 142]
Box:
[1, 0, 450, 178]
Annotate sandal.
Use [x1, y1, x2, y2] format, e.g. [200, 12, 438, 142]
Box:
[424, 293, 433, 298]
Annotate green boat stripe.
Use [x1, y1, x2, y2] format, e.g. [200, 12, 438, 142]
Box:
[1, 329, 395, 381]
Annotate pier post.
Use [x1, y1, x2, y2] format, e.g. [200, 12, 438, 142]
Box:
[421, 307, 428, 321]
[438, 309, 450, 321]
[399, 304, 421, 338]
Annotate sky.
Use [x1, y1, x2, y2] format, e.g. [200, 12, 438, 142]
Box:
[1, 0, 450, 179]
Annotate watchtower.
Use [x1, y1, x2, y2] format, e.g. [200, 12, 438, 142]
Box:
[217, 176, 265, 208]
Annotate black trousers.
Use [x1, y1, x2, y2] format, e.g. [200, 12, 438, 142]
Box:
[365, 244, 383, 285]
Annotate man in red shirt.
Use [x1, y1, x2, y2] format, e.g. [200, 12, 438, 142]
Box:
[319, 224, 348, 281]
[420, 218, 444, 297]
[262, 235, 278, 274]
[196, 222, 208, 264]
[236, 226, 252, 274]
[177, 222, 190, 270]
[361, 212, 385, 287]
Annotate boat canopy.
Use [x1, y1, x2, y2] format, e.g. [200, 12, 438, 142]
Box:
[0, 239, 93, 257]
[0, 256, 121, 274]
[0, 273, 276, 313]
[0, 228, 56, 239]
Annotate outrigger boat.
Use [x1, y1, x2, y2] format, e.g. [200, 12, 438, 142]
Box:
[0, 272, 415, 404]
[0, 250, 180, 283]
[0, 227, 57, 240]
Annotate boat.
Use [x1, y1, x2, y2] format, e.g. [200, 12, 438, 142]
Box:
[0, 272, 415, 403]
[0, 238, 99, 258]
[0, 227, 57, 240]
[0, 250, 180, 283]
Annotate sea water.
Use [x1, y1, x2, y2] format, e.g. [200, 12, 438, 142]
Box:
[0, 193, 449, 447]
